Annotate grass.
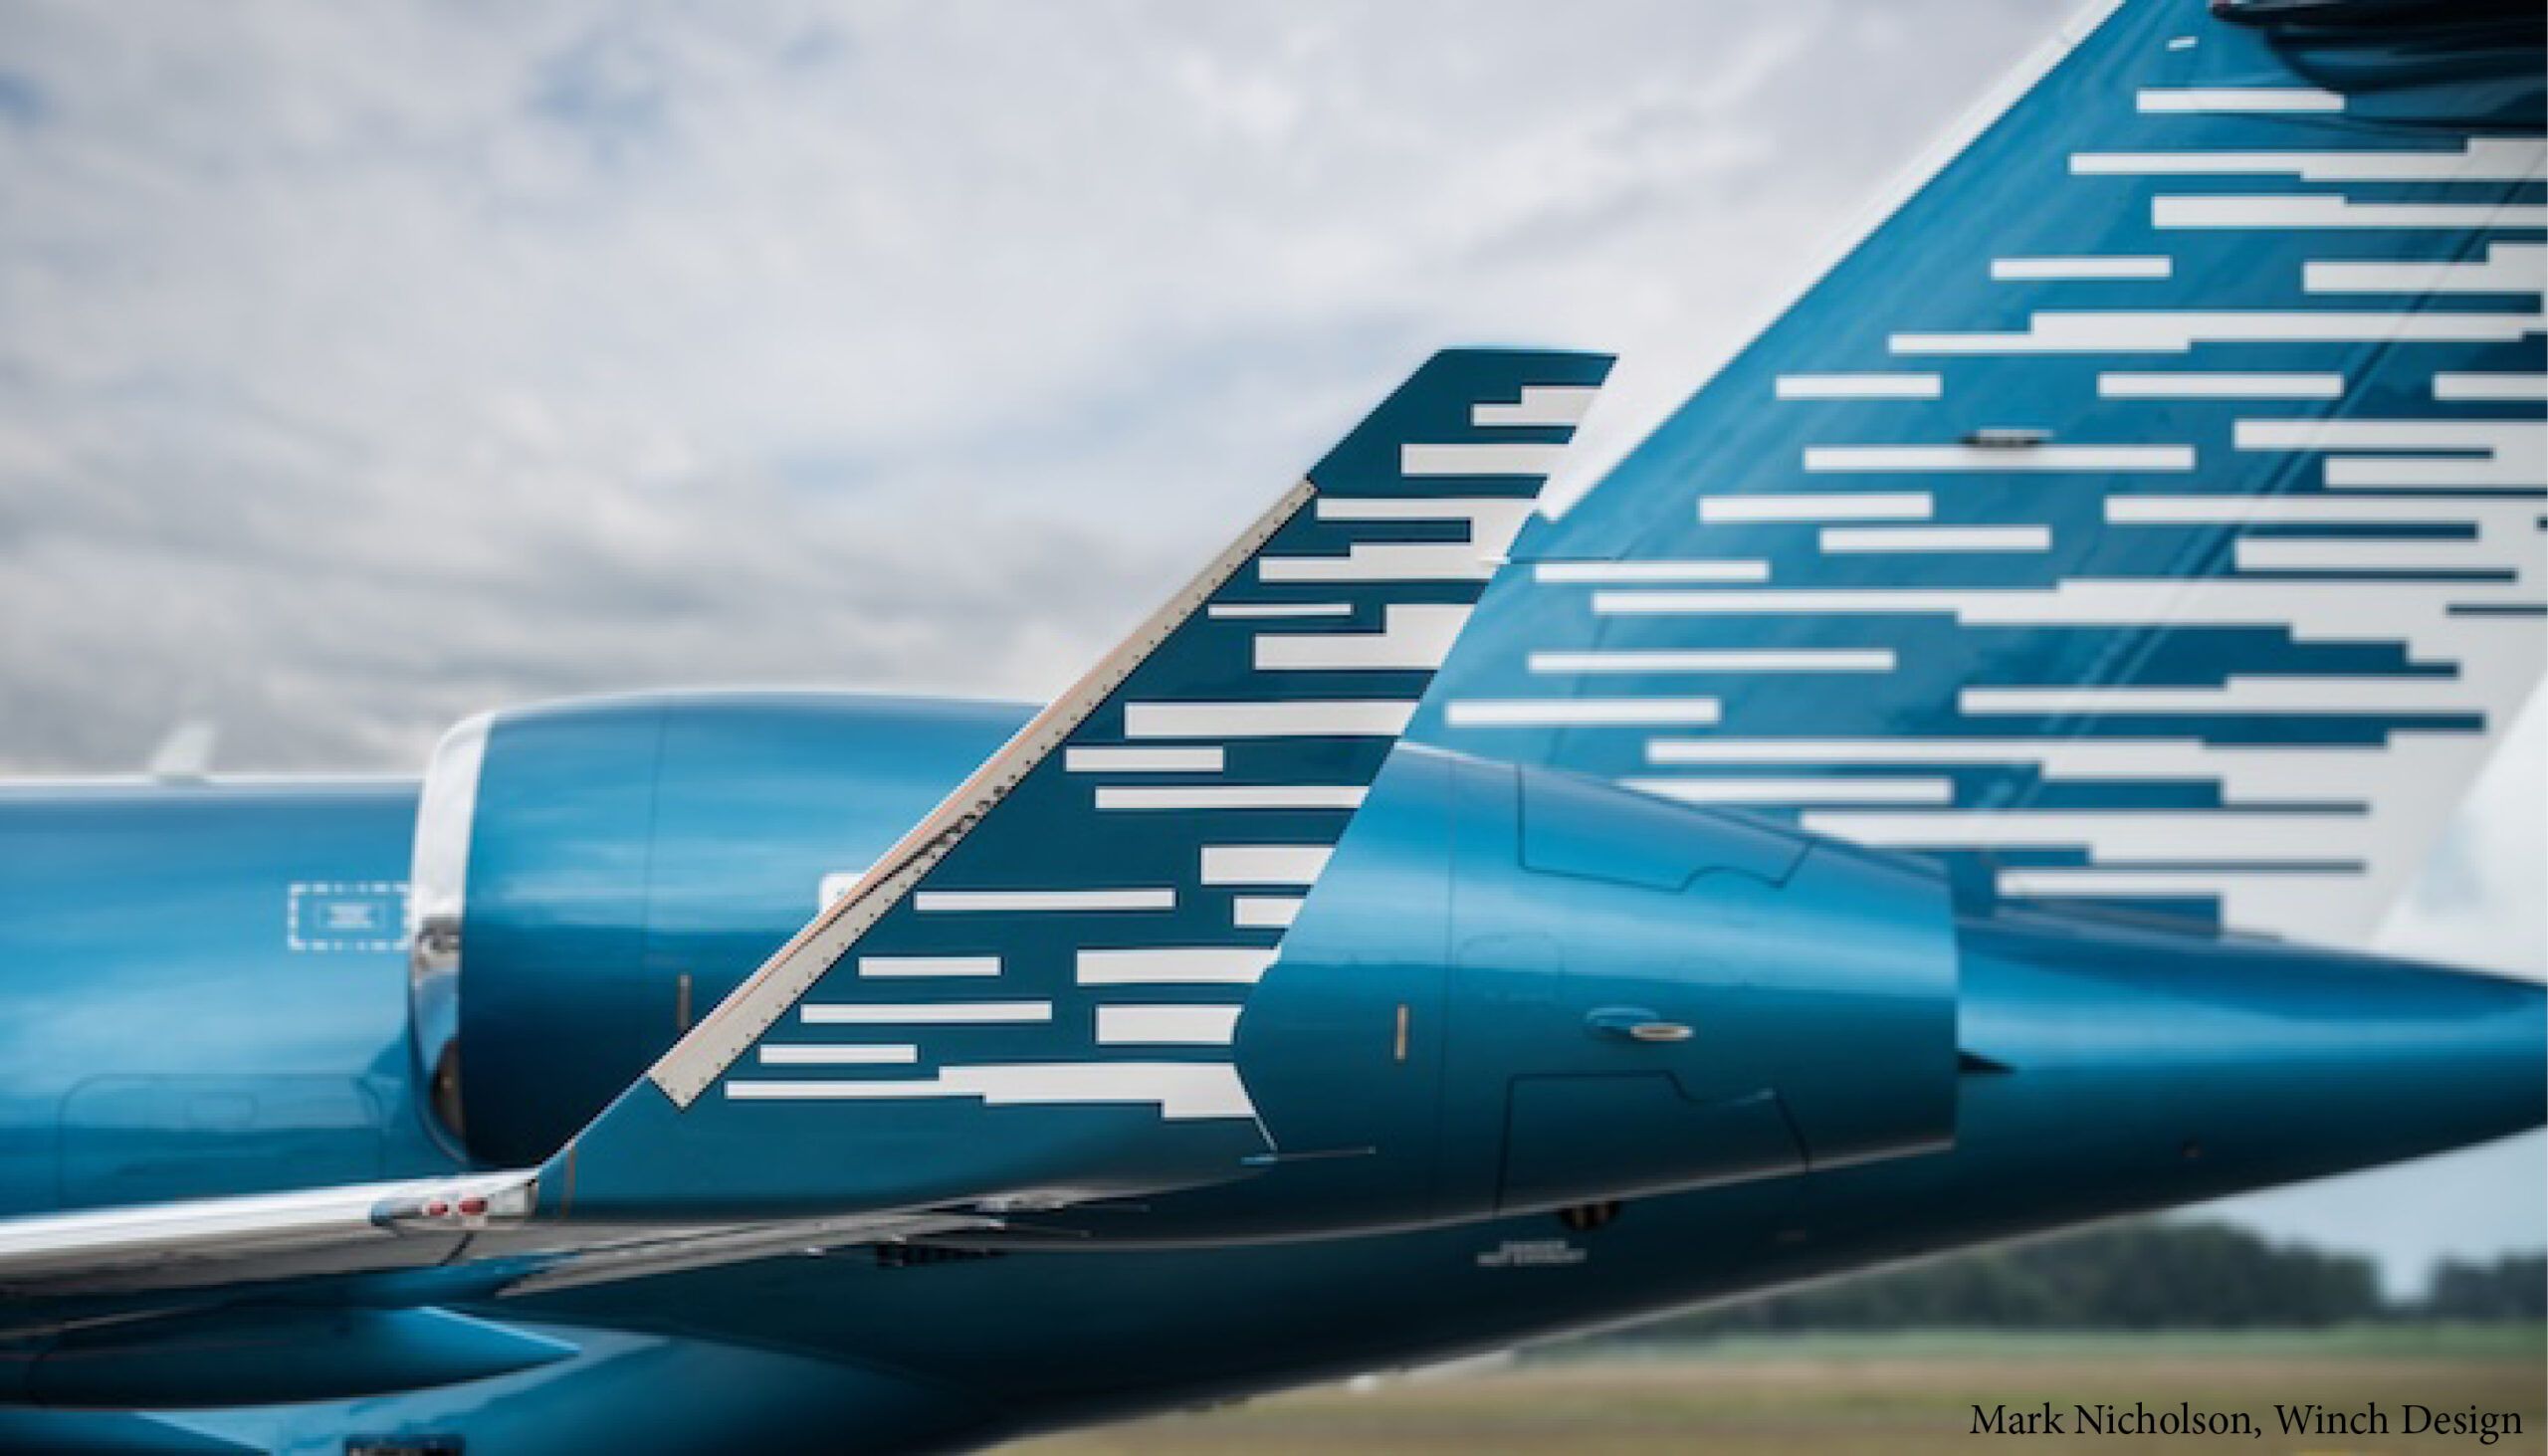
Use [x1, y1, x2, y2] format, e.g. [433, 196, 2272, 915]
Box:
[1005, 1326, 2547, 1454]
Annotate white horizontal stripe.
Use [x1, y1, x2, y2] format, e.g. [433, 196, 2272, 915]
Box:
[1534, 559, 1770, 583]
[2436, 373, 2548, 401]
[950, 1063, 1254, 1120]
[1805, 445, 2193, 472]
[1400, 442, 1568, 476]
[2136, 88, 2343, 113]
[1473, 385, 1599, 428]
[1894, 311, 2546, 355]
[1078, 947, 1280, 985]
[1095, 1005, 1245, 1046]
[1774, 372, 1942, 399]
[859, 955, 1001, 978]
[1592, 588, 1954, 617]
[2305, 244, 2543, 296]
[2073, 137, 2543, 181]
[1806, 810, 2373, 863]
[2233, 419, 2542, 490]
[914, 889, 1173, 913]
[801, 1001, 1052, 1025]
[1255, 603, 1470, 671]
[2098, 371, 2343, 399]
[1624, 776, 1954, 805]
[1125, 701, 1414, 738]
[1199, 845, 1333, 886]
[1592, 580, 2543, 658]
[2324, 458, 2542, 488]
[1992, 256, 2170, 281]
[1639, 736, 2485, 820]
[1648, 736, 2226, 767]
[1962, 678, 2478, 715]
[1821, 525, 2050, 553]
[1530, 648, 1895, 674]
[2235, 537, 2502, 572]
[1998, 868, 2352, 897]
[2107, 495, 2535, 527]
[758, 1044, 920, 1066]
[1446, 698, 1721, 727]
[1096, 784, 1367, 811]
[1261, 542, 1496, 582]
[1597, 588, 1899, 616]
[728, 1080, 959, 1101]
[728, 1063, 1256, 1120]
[1065, 746, 1225, 773]
[1700, 493, 1931, 522]
[1231, 896, 1302, 929]
[1207, 601, 1354, 620]
[2156, 196, 2548, 231]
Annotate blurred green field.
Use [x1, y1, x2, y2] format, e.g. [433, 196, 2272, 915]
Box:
[1009, 1326, 2546, 1454]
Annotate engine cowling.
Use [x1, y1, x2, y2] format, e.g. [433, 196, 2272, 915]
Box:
[409, 693, 1025, 1166]
[1012, 743, 1960, 1244]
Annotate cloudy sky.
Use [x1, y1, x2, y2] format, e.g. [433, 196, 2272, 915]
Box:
[0, 0, 2536, 1288]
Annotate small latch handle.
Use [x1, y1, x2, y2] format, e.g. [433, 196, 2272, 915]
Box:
[1586, 1006, 1694, 1044]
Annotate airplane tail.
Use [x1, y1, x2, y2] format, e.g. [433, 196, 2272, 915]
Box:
[1421, 0, 2545, 948]
[546, 347, 1613, 1219]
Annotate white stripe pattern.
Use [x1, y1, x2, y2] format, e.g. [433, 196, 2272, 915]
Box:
[1065, 746, 1224, 773]
[1445, 698, 1723, 727]
[1095, 785, 1367, 811]
[1530, 648, 1895, 674]
[914, 889, 1174, 913]
[1821, 525, 2050, 553]
[802, 1002, 1052, 1025]
[860, 956, 1001, 979]
[1077, 947, 1279, 986]
[759, 1044, 921, 1065]
[1198, 846, 1333, 886]
[1124, 701, 1415, 738]
[1096, 1005, 1245, 1046]
[1535, 560, 1769, 583]
[1774, 373, 1943, 399]
[1473, 385, 1600, 427]
[2134, 88, 2344, 113]
[1992, 256, 2170, 281]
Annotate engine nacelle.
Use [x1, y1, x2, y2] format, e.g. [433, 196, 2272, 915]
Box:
[409, 693, 1024, 1166]
[1007, 744, 1960, 1244]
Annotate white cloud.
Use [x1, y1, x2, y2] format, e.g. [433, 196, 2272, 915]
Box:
[0, 0, 2047, 767]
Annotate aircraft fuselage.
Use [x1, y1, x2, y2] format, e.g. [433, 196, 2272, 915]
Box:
[1, 691, 2534, 1451]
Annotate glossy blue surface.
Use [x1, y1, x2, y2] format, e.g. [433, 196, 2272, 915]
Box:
[133, 929, 2518, 1455]
[0, 781, 458, 1218]
[10, 1308, 574, 1410]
